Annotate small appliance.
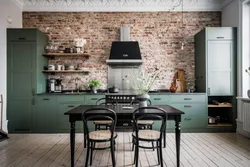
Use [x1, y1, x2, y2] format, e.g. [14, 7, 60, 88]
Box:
[54, 79, 63, 93]
[48, 79, 56, 92]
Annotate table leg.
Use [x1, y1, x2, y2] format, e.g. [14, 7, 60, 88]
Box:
[70, 121, 75, 167]
[175, 117, 181, 167]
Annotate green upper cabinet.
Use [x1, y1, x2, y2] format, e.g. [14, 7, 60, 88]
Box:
[195, 27, 236, 96]
[7, 29, 48, 133]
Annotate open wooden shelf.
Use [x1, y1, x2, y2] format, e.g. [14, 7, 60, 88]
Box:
[208, 123, 233, 127]
[208, 103, 233, 108]
[43, 53, 90, 58]
[42, 70, 90, 73]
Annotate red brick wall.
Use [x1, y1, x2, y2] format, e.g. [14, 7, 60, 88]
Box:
[23, 12, 221, 90]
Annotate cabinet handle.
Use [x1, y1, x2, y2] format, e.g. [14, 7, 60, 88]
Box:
[184, 105, 192, 108]
[18, 38, 26, 40]
[91, 98, 98, 100]
[208, 88, 211, 95]
[217, 37, 224, 39]
[184, 118, 192, 121]
[154, 98, 162, 100]
[32, 98, 35, 105]
[68, 105, 75, 108]
[184, 98, 192, 100]
[32, 88, 35, 96]
[43, 98, 50, 101]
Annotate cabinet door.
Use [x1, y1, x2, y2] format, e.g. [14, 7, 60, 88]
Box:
[170, 103, 207, 129]
[7, 41, 36, 132]
[33, 96, 57, 132]
[207, 40, 234, 95]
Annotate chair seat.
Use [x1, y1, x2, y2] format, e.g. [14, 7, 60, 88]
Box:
[89, 130, 118, 140]
[93, 120, 112, 125]
[137, 120, 154, 125]
[132, 130, 160, 140]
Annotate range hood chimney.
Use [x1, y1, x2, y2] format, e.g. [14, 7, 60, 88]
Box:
[106, 27, 142, 65]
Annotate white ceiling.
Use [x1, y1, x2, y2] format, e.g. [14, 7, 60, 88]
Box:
[12, 0, 233, 12]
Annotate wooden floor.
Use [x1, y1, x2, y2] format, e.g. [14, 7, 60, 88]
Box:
[0, 133, 250, 167]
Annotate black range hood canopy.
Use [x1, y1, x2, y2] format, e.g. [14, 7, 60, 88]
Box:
[106, 41, 142, 65]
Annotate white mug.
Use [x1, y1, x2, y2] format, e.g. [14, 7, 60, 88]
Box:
[57, 65, 63, 71]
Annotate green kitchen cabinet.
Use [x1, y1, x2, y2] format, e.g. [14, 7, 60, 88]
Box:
[7, 29, 48, 133]
[150, 95, 170, 105]
[195, 27, 237, 131]
[195, 27, 236, 96]
[33, 96, 57, 132]
[57, 95, 85, 132]
[169, 94, 207, 130]
[85, 95, 105, 105]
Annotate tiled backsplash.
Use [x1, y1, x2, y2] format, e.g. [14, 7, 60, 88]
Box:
[23, 12, 221, 90]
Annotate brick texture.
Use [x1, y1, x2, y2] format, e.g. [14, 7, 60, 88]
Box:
[23, 12, 221, 91]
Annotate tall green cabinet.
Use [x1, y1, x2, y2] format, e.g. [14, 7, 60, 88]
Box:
[195, 27, 237, 131]
[7, 29, 48, 132]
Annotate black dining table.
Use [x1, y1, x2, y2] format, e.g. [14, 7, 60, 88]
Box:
[65, 104, 184, 167]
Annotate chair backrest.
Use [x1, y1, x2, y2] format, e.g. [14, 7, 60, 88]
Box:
[132, 106, 167, 139]
[82, 108, 117, 139]
[96, 97, 118, 106]
[130, 98, 152, 106]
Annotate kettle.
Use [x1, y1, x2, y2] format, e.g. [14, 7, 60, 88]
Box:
[108, 86, 119, 93]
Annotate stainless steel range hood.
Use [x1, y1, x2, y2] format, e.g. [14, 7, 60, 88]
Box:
[106, 27, 142, 65]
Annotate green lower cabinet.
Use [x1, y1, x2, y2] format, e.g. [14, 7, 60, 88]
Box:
[170, 103, 207, 129]
[58, 103, 84, 133]
[33, 96, 57, 132]
[7, 98, 33, 133]
[85, 95, 105, 105]
[150, 95, 170, 105]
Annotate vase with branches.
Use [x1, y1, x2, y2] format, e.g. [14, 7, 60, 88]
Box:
[129, 68, 161, 107]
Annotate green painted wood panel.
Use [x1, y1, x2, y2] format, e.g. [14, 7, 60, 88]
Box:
[7, 41, 36, 133]
[170, 95, 206, 103]
[33, 96, 57, 132]
[207, 40, 234, 95]
[150, 95, 170, 105]
[85, 95, 105, 105]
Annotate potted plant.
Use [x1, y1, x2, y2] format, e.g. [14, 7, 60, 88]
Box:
[88, 80, 101, 93]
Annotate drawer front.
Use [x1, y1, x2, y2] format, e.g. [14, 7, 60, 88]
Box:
[85, 95, 105, 105]
[7, 29, 37, 41]
[170, 103, 207, 128]
[150, 95, 170, 105]
[58, 95, 85, 103]
[207, 28, 235, 40]
[170, 95, 206, 103]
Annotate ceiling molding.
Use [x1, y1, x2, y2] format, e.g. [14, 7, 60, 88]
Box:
[220, 0, 234, 8]
[22, 0, 223, 12]
[10, 0, 24, 9]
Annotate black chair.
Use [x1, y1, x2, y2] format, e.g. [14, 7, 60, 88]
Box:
[94, 98, 118, 130]
[132, 106, 167, 167]
[82, 108, 117, 167]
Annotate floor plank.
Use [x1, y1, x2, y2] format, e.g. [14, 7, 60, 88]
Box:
[0, 133, 249, 167]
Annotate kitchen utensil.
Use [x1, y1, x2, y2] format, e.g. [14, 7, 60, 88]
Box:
[108, 86, 119, 93]
[208, 116, 216, 124]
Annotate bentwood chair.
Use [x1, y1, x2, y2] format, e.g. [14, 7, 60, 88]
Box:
[132, 106, 167, 167]
[82, 108, 117, 167]
[93, 98, 118, 130]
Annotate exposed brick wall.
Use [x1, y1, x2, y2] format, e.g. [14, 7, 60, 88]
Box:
[23, 12, 221, 91]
